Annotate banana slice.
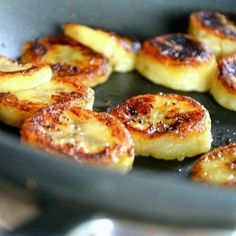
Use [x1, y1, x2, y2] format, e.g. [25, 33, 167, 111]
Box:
[21, 105, 135, 172]
[109, 93, 212, 160]
[0, 55, 18, 65]
[21, 36, 111, 87]
[192, 143, 236, 186]
[63, 23, 141, 72]
[136, 34, 218, 92]
[210, 54, 236, 111]
[0, 80, 94, 127]
[188, 11, 236, 59]
[0, 55, 52, 92]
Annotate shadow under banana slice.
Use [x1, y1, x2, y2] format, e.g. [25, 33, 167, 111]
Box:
[136, 33, 218, 92]
[63, 23, 141, 73]
[192, 143, 236, 186]
[210, 53, 236, 111]
[21, 36, 112, 87]
[0, 56, 52, 92]
[0, 79, 94, 128]
[189, 11, 236, 59]
[21, 106, 135, 173]
[109, 93, 212, 161]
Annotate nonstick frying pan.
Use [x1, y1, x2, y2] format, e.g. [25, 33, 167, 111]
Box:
[0, 0, 236, 230]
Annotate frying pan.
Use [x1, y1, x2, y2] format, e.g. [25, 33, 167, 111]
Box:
[0, 0, 236, 230]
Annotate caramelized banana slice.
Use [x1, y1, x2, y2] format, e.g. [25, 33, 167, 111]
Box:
[0, 55, 52, 92]
[136, 34, 218, 92]
[192, 143, 236, 186]
[21, 106, 134, 172]
[63, 23, 140, 72]
[0, 80, 94, 127]
[109, 93, 212, 160]
[189, 11, 236, 59]
[21, 36, 111, 87]
[210, 54, 236, 111]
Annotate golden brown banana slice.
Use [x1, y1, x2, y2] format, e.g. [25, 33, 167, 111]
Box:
[21, 105, 135, 172]
[210, 54, 236, 111]
[136, 34, 218, 92]
[192, 143, 236, 186]
[0, 55, 52, 92]
[109, 93, 212, 160]
[63, 23, 140, 72]
[0, 80, 94, 127]
[189, 11, 236, 59]
[21, 36, 111, 87]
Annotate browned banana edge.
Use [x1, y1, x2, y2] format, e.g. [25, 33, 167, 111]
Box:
[0, 82, 93, 117]
[141, 33, 213, 66]
[21, 106, 134, 165]
[0, 64, 41, 76]
[21, 35, 110, 79]
[192, 143, 236, 186]
[190, 11, 236, 41]
[109, 93, 209, 138]
[217, 53, 236, 94]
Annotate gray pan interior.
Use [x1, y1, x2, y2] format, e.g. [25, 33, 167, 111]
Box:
[0, 0, 236, 229]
